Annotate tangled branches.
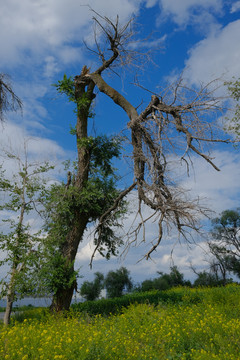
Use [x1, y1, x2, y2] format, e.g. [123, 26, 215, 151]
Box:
[82, 11, 232, 261]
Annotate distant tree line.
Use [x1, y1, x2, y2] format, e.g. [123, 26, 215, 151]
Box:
[80, 209, 240, 301]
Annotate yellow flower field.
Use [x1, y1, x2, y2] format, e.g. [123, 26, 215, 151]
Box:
[0, 285, 240, 359]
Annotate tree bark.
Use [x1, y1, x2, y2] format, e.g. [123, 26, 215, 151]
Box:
[3, 274, 15, 326]
[50, 75, 95, 312]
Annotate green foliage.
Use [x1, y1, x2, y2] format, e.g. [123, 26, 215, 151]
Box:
[80, 272, 104, 301]
[141, 277, 170, 292]
[0, 158, 54, 300]
[159, 266, 186, 287]
[37, 253, 78, 295]
[72, 289, 182, 316]
[193, 271, 225, 287]
[53, 74, 75, 102]
[53, 74, 95, 117]
[43, 135, 125, 266]
[72, 285, 240, 317]
[210, 208, 240, 279]
[138, 266, 188, 292]
[105, 267, 133, 298]
[78, 135, 121, 177]
[39, 136, 126, 297]
[12, 307, 50, 323]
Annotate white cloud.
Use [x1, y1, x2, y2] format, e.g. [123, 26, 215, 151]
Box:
[182, 150, 240, 213]
[0, 0, 142, 71]
[145, 0, 158, 8]
[231, 1, 240, 13]
[0, 0, 145, 139]
[0, 122, 66, 167]
[184, 20, 240, 86]
[156, 0, 223, 27]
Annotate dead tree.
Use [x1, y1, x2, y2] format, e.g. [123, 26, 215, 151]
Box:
[50, 12, 233, 311]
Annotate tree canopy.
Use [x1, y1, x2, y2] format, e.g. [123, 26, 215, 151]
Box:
[105, 267, 132, 298]
[208, 209, 240, 280]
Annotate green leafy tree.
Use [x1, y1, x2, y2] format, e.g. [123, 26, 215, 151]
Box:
[105, 267, 132, 298]
[140, 266, 189, 292]
[0, 145, 53, 325]
[141, 277, 170, 292]
[158, 266, 186, 287]
[193, 271, 218, 287]
[208, 209, 240, 280]
[80, 272, 104, 301]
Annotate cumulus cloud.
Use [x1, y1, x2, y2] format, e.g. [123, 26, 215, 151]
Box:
[182, 150, 240, 213]
[184, 20, 240, 86]
[156, 0, 223, 28]
[0, 122, 66, 169]
[231, 1, 240, 13]
[0, 0, 141, 72]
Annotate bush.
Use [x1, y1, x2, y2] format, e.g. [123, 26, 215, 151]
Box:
[71, 288, 186, 316]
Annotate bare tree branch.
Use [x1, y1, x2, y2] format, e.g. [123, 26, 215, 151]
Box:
[80, 13, 236, 261]
[90, 182, 137, 267]
[0, 73, 22, 122]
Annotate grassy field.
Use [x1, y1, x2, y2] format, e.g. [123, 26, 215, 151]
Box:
[0, 285, 240, 359]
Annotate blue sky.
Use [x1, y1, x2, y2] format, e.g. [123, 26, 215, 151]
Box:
[1, 0, 240, 285]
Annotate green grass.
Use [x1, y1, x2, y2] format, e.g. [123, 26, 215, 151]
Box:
[0, 285, 240, 359]
[0, 304, 36, 313]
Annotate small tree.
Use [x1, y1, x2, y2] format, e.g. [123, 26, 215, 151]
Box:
[141, 277, 170, 292]
[158, 266, 186, 287]
[193, 271, 221, 287]
[0, 144, 53, 325]
[208, 209, 240, 280]
[80, 272, 104, 301]
[140, 266, 189, 292]
[105, 267, 132, 298]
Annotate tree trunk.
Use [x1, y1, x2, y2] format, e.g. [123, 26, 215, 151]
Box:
[50, 282, 75, 313]
[4, 296, 14, 326]
[50, 75, 95, 312]
[50, 214, 89, 311]
[3, 274, 16, 326]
